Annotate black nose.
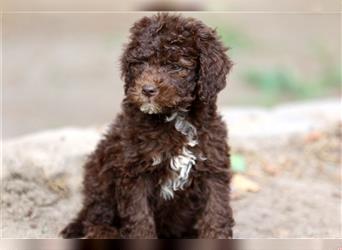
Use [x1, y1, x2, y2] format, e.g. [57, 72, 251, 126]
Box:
[142, 85, 158, 97]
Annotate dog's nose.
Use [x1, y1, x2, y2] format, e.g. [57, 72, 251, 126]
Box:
[142, 85, 158, 97]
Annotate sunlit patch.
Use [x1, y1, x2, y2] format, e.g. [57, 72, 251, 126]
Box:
[140, 103, 161, 114]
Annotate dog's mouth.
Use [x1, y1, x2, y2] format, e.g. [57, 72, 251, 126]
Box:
[140, 102, 162, 114]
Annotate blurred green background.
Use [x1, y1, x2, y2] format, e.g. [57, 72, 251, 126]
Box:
[216, 18, 340, 106]
[3, 11, 340, 138]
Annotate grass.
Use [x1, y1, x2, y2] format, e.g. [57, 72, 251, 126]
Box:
[242, 65, 340, 105]
[216, 25, 256, 56]
[215, 22, 340, 105]
[236, 35, 340, 105]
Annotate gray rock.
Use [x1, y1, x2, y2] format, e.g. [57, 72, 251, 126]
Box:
[2, 99, 340, 238]
[221, 98, 340, 140]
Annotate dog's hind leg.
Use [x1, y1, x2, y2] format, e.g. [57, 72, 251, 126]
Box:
[195, 176, 235, 239]
[60, 215, 86, 238]
[115, 176, 157, 239]
[60, 152, 118, 239]
[60, 199, 119, 239]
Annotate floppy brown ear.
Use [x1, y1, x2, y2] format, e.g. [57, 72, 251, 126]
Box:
[120, 16, 152, 94]
[196, 27, 233, 103]
[120, 44, 134, 95]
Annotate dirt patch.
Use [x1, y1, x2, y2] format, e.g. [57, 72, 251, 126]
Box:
[231, 124, 341, 237]
[1, 119, 341, 238]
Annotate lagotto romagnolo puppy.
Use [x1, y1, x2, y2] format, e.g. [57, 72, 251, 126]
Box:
[61, 13, 235, 239]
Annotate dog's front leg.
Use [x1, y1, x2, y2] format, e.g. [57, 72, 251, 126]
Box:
[116, 176, 157, 239]
[196, 176, 235, 239]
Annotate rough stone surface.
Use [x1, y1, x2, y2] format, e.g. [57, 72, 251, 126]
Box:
[221, 99, 340, 139]
[2, 99, 341, 238]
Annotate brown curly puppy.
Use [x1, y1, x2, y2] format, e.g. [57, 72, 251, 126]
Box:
[61, 13, 234, 239]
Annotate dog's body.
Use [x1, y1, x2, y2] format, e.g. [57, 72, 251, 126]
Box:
[61, 13, 234, 239]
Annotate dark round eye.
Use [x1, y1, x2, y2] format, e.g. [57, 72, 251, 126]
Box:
[130, 62, 145, 74]
[131, 61, 144, 67]
[170, 64, 183, 72]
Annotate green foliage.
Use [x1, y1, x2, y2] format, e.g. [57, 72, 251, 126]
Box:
[231, 154, 247, 173]
[216, 25, 255, 53]
[242, 64, 340, 105]
[203, 22, 339, 106]
[216, 23, 340, 106]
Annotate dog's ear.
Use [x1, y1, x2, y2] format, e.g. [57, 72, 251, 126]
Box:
[196, 26, 232, 103]
[121, 17, 152, 94]
[120, 45, 133, 95]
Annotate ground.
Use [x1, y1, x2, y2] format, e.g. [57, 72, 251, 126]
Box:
[1, 99, 341, 238]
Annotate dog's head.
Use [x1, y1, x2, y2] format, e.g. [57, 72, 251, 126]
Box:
[121, 13, 232, 115]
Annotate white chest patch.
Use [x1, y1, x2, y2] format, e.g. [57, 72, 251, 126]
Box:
[160, 112, 199, 200]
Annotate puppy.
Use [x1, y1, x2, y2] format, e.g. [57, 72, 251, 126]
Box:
[61, 13, 234, 239]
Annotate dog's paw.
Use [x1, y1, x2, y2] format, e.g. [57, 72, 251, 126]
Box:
[60, 221, 85, 239]
[85, 225, 119, 239]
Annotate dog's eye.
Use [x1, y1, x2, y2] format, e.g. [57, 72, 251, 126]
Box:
[169, 65, 183, 72]
[131, 62, 144, 67]
[130, 62, 146, 72]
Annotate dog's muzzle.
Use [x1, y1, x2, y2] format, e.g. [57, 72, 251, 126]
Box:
[140, 103, 161, 114]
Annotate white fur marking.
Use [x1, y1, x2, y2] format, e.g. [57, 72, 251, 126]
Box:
[174, 115, 198, 147]
[152, 154, 162, 166]
[161, 180, 174, 200]
[170, 147, 196, 188]
[161, 112, 201, 200]
[140, 103, 161, 114]
[165, 112, 177, 122]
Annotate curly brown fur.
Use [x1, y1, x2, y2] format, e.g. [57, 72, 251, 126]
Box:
[61, 13, 234, 239]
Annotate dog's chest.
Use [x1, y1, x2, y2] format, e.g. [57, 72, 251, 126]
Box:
[151, 113, 201, 200]
[154, 146, 197, 200]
